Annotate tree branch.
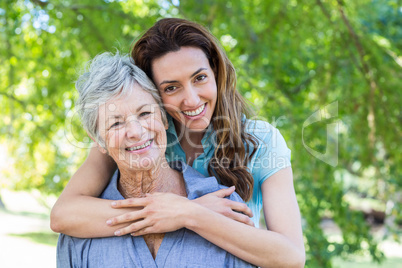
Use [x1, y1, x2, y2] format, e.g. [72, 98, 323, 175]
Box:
[337, 2, 370, 75]
[29, 0, 133, 21]
[167, 0, 187, 18]
[71, 9, 109, 51]
[29, 0, 47, 8]
[336, 0, 377, 154]
[289, 70, 317, 95]
[316, 0, 332, 22]
[0, 92, 25, 106]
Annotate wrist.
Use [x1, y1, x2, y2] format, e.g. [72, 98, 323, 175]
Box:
[184, 200, 209, 231]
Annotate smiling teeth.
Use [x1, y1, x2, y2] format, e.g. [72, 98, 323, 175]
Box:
[126, 140, 152, 151]
[182, 104, 205, 116]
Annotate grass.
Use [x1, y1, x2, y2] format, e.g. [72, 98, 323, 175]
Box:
[8, 232, 59, 247]
[2, 189, 401, 267]
[333, 257, 402, 268]
[4, 209, 50, 220]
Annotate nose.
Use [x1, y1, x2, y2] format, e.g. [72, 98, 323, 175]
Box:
[182, 85, 200, 107]
[126, 118, 144, 140]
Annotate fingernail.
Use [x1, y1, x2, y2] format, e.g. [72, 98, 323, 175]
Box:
[230, 186, 235, 189]
[106, 220, 112, 225]
[111, 201, 117, 207]
[114, 230, 121, 236]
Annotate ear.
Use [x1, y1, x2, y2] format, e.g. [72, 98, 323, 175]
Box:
[96, 143, 107, 155]
[87, 133, 107, 154]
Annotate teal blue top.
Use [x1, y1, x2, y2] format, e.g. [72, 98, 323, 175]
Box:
[165, 115, 292, 226]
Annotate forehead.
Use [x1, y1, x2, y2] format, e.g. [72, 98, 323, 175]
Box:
[99, 84, 157, 117]
[152, 47, 211, 80]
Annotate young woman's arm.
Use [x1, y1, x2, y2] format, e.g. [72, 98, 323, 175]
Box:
[109, 167, 305, 268]
[50, 146, 135, 237]
[188, 167, 305, 267]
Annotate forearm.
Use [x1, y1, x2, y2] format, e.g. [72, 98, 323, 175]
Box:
[185, 205, 305, 268]
[51, 195, 133, 238]
[50, 146, 123, 238]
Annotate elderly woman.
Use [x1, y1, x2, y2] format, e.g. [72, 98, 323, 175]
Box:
[56, 52, 255, 267]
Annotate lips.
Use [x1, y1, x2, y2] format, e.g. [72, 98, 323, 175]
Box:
[125, 139, 153, 151]
[181, 103, 206, 117]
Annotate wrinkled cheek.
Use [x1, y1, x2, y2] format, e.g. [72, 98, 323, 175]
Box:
[118, 149, 128, 162]
[156, 134, 167, 155]
[152, 121, 167, 152]
[105, 132, 126, 163]
[107, 130, 122, 150]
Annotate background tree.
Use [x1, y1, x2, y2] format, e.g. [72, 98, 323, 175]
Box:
[0, 0, 400, 267]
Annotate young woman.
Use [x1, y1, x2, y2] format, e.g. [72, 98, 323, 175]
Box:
[51, 18, 305, 267]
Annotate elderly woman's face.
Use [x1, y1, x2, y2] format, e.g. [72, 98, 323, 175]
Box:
[97, 83, 167, 170]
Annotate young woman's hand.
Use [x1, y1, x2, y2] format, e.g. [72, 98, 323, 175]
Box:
[107, 186, 253, 237]
[107, 192, 194, 236]
[192, 186, 254, 227]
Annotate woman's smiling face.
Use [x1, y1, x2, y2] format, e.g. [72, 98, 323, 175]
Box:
[151, 46, 217, 132]
[97, 83, 167, 171]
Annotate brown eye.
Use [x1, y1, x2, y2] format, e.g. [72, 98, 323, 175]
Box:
[164, 86, 177, 93]
[195, 74, 206, 81]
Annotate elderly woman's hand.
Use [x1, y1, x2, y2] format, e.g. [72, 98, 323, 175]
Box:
[107, 192, 195, 236]
[192, 187, 254, 227]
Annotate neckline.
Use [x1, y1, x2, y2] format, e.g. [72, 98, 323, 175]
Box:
[133, 230, 182, 266]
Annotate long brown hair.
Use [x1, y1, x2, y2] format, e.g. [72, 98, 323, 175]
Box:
[131, 18, 258, 201]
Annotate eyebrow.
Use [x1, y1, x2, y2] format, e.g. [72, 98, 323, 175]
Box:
[106, 115, 123, 125]
[159, 68, 208, 86]
[136, 104, 148, 112]
[108, 115, 123, 120]
[107, 104, 149, 120]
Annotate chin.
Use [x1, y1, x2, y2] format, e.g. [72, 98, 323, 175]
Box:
[125, 152, 164, 171]
[187, 120, 211, 131]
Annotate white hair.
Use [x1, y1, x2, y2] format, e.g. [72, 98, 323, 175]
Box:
[75, 51, 166, 148]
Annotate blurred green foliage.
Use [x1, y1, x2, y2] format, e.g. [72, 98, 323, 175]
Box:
[9, 231, 59, 246]
[0, 0, 401, 267]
